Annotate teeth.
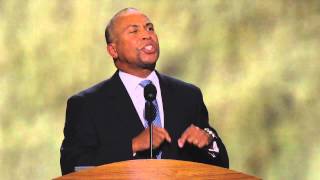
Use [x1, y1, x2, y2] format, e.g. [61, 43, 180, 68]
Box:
[145, 45, 153, 50]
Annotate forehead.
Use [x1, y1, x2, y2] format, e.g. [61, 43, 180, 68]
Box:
[114, 11, 151, 30]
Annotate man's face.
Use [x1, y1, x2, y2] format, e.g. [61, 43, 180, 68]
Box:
[108, 11, 160, 74]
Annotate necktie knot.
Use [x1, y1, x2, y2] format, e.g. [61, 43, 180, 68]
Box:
[139, 80, 152, 88]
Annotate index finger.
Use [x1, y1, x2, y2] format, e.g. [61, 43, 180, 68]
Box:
[178, 126, 193, 148]
[154, 126, 172, 143]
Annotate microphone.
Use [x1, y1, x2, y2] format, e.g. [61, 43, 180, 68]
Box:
[144, 83, 157, 101]
[143, 82, 157, 159]
[144, 83, 157, 123]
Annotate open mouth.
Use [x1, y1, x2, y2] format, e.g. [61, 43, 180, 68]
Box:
[141, 44, 156, 54]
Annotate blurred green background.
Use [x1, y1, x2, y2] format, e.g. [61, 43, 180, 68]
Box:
[1, 0, 320, 179]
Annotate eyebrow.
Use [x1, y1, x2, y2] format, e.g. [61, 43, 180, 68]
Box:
[145, 22, 153, 27]
[123, 23, 154, 31]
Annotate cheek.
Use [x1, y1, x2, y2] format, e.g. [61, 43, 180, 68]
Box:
[153, 34, 159, 43]
[126, 43, 139, 57]
[123, 38, 138, 49]
[153, 37, 160, 50]
[119, 41, 137, 57]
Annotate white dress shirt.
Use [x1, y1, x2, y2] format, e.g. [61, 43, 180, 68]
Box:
[119, 71, 164, 128]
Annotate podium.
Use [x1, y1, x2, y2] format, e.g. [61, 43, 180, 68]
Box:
[54, 159, 261, 179]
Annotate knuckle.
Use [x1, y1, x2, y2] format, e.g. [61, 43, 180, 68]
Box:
[201, 133, 207, 139]
[160, 135, 165, 140]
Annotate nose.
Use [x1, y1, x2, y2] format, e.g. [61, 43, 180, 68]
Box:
[141, 29, 152, 40]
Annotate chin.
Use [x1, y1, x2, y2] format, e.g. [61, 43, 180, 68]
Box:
[139, 54, 158, 69]
[141, 63, 156, 70]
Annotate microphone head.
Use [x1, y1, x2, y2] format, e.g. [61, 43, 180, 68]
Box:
[144, 83, 157, 101]
[145, 101, 156, 122]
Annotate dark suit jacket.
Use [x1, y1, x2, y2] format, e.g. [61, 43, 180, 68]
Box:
[60, 71, 229, 175]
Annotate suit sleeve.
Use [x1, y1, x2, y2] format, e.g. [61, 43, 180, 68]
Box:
[60, 96, 133, 175]
[192, 87, 229, 168]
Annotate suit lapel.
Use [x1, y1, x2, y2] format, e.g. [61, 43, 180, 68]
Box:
[157, 72, 183, 158]
[157, 73, 174, 133]
[158, 72, 181, 135]
[109, 71, 145, 137]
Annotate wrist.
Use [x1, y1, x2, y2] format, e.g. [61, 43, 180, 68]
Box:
[204, 128, 216, 143]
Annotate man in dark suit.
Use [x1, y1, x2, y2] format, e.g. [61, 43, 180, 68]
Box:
[60, 8, 229, 175]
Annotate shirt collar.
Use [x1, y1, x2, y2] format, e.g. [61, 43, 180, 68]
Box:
[119, 70, 160, 93]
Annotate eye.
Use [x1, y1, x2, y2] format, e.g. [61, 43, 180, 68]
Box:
[147, 26, 154, 31]
[129, 29, 138, 33]
[128, 27, 138, 33]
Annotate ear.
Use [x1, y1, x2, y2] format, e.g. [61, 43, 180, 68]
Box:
[106, 43, 118, 59]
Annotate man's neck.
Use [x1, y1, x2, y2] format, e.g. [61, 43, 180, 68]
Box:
[118, 69, 154, 78]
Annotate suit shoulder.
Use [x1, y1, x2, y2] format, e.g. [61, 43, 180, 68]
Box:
[160, 73, 201, 92]
[68, 77, 112, 101]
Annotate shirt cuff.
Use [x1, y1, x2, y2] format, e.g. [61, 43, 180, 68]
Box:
[204, 128, 220, 158]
